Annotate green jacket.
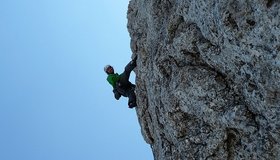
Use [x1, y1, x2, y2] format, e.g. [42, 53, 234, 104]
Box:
[107, 73, 120, 88]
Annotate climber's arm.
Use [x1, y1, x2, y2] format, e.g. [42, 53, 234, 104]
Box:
[113, 88, 121, 100]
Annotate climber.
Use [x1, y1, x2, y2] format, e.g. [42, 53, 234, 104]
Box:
[104, 55, 137, 109]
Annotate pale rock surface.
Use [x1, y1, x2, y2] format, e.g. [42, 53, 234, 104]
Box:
[127, 0, 280, 159]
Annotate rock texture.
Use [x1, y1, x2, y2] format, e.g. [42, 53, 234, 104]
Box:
[127, 0, 280, 159]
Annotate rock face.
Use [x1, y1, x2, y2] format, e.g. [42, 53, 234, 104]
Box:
[127, 0, 280, 159]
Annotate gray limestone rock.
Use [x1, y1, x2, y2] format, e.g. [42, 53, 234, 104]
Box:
[127, 0, 280, 159]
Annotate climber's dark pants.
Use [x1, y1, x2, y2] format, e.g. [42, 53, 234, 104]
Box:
[127, 87, 137, 108]
[116, 60, 137, 108]
[119, 61, 136, 88]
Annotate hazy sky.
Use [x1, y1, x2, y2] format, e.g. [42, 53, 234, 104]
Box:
[0, 0, 153, 159]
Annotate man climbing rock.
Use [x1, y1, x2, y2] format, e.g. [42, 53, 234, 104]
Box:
[104, 55, 137, 108]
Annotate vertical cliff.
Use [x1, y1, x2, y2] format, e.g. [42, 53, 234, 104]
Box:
[127, 0, 280, 159]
